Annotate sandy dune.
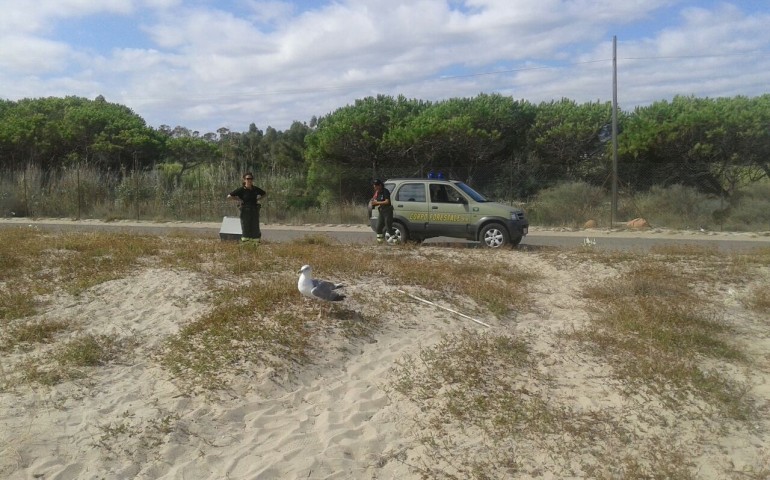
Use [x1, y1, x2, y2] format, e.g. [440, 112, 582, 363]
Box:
[1, 244, 769, 479]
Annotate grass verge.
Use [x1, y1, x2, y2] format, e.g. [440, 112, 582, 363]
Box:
[574, 259, 751, 421]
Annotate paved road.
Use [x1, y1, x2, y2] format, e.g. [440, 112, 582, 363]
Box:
[1, 218, 768, 252]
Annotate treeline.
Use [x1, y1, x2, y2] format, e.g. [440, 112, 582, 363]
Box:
[305, 93, 770, 204]
[0, 95, 308, 182]
[1, 93, 769, 216]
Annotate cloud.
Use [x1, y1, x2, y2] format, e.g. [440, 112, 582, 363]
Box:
[0, 34, 72, 74]
[0, 0, 135, 32]
[657, 3, 770, 55]
[1, 1, 769, 133]
[243, 0, 297, 25]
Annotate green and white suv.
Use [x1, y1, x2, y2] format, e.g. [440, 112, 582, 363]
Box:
[369, 178, 528, 248]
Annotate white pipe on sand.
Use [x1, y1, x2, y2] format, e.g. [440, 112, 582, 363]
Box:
[397, 289, 491, 328]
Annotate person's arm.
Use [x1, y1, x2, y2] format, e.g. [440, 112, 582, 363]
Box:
[227, 188, 242, 203]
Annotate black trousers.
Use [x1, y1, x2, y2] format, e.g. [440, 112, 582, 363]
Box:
[240, 205, 262, 239]
[376, 206, 394, 237]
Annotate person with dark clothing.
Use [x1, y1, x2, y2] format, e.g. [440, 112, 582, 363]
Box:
[228, 172, 267, 244]
[371, 179, 394, 244]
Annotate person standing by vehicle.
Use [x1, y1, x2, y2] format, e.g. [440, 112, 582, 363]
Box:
[371, 179, 394, 244]
[228, 172, 266, 244]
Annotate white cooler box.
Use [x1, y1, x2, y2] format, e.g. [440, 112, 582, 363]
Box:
[219, 216, 242, 241]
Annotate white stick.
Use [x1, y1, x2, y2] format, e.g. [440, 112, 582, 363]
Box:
[397, 289, 491, 328]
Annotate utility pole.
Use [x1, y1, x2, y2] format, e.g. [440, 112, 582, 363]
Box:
[611, 35, 619, 226]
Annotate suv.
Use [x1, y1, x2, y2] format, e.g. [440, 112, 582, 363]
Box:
[369, 178, 528, 248]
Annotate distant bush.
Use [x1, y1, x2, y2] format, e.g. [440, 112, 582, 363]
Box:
[632, 184, 722, 230]
[524, 181, 769, 231]
[719, 182, 770, 231]
[1, 163, 768, 231]
[527, 181, 608, 227]
[0, 175, 24, 217]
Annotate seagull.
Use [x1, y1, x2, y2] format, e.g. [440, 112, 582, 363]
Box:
[297, 265, 346, 302]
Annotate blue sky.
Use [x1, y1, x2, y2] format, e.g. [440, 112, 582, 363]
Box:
[1, 0, 769, 134]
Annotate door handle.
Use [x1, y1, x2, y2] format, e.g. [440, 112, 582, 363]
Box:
[431, 206, 439, 209]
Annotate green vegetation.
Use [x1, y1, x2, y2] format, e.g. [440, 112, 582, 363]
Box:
[2, 94, 770, 230]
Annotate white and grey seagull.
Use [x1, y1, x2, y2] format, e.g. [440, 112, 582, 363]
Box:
[297, 265, 346, 302]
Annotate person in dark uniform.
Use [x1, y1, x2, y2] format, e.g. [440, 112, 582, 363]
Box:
[371, 179, 394, 244]
[227, 172, 267, 244]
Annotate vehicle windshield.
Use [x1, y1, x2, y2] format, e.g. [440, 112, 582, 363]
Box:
[454, 182, 488, 202]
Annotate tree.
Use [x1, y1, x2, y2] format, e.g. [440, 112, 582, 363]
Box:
[384, 94, 536, 192]
[619, 95, 770, 196]
[527, 99, 614, 190]
[0, 96, 163, 172]
[304, 95, 428, 201]
[240, 123, 264, 170]
[164, 135, 218, 177]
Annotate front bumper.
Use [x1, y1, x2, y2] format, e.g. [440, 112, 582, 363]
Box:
[504, 218, 529, 237]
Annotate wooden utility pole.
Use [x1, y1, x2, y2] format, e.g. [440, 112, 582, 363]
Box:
[611, 35, 619, 225]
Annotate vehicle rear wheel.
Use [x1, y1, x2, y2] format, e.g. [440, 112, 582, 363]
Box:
[386, 222, 407, 245]
[480, 223, 509, 248]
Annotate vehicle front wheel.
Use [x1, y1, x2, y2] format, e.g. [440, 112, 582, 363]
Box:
[480, 223, 510, 248]
[386, 222, 408, 245]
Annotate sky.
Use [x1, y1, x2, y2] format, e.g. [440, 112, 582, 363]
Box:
[1, 0, 769, 134]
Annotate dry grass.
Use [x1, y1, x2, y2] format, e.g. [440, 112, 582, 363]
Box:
[12, 334, 131, 388]
[384, 248, 768, 479]
[0, 228, 532, 394]
[744, 286, 770, 313]
[1, 227, 768, 478]
[574, 258, 752, 420]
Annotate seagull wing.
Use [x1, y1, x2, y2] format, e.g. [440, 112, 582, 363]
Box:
[312, 279, 344, 290]
[311, 279, 346, 302]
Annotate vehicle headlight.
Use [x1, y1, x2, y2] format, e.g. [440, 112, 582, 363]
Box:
[510, 211, 522, 221]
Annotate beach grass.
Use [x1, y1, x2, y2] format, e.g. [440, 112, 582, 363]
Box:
[0, 227, 767, 478]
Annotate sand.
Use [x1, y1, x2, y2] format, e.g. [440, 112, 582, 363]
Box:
[1, 241, 769, 479]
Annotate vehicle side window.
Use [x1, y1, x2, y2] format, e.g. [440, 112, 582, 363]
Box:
[447, 186, 466, 203]
[429, 184, 448, 202]
[395, 183, 426, 202]
[430, 184, 464, 203]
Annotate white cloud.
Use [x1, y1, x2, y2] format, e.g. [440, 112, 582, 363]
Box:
[1, 1, 769, 132]
[0, 0, 135, 32]
[0, 35, 72, 73]
[243, 0, 297, 24]
[141, 0, 182, 9]
[657, 4, 770, 56]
